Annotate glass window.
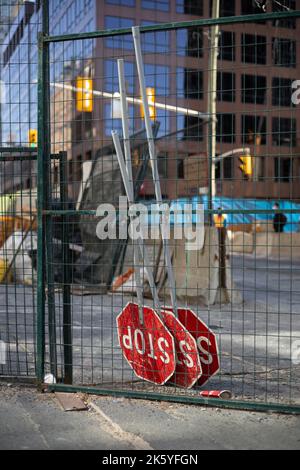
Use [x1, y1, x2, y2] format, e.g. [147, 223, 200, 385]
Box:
[144, 64, 169, 96]
[157, 153, 168, 178]
[176, 0, 203, 15]
[242, 115, 267, 145]
[106, 0, 135, 6]
[272, 38, 296, 68]
[210, 0, 235, 17]
[241, 0, 266, 22]
[219, 31, 235, 61]
[177, 68, 203, 100]
[223, 157, 234, 179]
[274, 157, 292, 182]
[217, 72, 235, 102]
[60, 13, 67, 34]
[104, 103, 134, 136]
[155, 109, 170, 137]
[242, 34, 267, 64]
[141, 0, 169, 11]
[241, 75, 267, 105]
[272, 117, 296, 146]
[105, 16, 134, 49]
[272, 0, 296, 28]
[67, 2, 76, 29]
[141, 21, 170, 54]
[104, 59, 135, 94]
[75, 0, 84, 17]
[177, 114, 204, 141]
[216, 114, 235, 143]
[272, 77, 295, 107]
[177, 27, 203, 57]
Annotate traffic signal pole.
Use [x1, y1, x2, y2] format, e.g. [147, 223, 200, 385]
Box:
[207, 0, 220, 225]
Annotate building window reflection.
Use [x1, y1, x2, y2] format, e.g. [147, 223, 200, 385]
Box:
[141, 0, 169, 12]
[177, 67, 203, 100]
[177, 27, 203, 57]
[144, 64, 169, 96]
[176, 0, 203, 15]
[105, 16, 134, 49]
[104, 59, 135, 94]
[141, 21, 170, 54]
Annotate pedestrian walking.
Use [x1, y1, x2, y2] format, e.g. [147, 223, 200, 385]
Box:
[273, 202, 287, 233]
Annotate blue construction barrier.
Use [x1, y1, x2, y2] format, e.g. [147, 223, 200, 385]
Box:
[143, 197, 300, 232]
[200, 196, 300, 233]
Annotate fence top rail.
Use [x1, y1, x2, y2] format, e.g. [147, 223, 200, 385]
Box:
[44, 208, 300, 216]
[43, 10, 300, 43]
[0, 147, 37, 154]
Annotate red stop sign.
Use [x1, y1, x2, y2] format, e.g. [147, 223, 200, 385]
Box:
[161, 310, 202, 389]
[117, 302, 175, 385]
[163, 307, 220, 386]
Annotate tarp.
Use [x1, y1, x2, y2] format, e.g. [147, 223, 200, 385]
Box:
[143, 196, 300, 233]
[201, 196, 300, 233]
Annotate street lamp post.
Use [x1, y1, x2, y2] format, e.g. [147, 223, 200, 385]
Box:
[207, 0, 220, 224]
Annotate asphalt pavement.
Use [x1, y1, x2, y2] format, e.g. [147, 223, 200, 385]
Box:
[0, 383, 299, 450]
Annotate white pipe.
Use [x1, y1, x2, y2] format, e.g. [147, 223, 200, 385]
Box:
[132, 25, 177, 316]
[117, 60, 133, 184]
[112, 131, 161, 313]
[117, 59, 143, 322]
[49, 81, 210, 119]
[213, 147, 251, 163]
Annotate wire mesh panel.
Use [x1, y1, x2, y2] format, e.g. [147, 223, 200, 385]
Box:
[41, 6, 300, 411]
[0, 1, 41, 378]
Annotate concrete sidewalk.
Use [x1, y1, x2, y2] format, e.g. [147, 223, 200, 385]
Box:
[0, 382, 299, 450]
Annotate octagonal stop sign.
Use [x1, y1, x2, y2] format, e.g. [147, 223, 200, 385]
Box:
[117, 302, 175, 385]
[161, 309, 202, 389]
[164, 307, 220, 386]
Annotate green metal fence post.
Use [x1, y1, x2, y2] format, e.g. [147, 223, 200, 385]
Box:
[36, 0, 50, 385]
[46, 154, 58, 378]
[60, 151, 73, 384]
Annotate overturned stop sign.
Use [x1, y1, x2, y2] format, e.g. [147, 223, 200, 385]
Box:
[117, 302, 175, 385]
[164, 307, 220, 386]
[161, 309, 202, 389]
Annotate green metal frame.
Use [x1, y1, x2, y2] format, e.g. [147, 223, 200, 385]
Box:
[47, 383, 300, 415]
[37, 0, 50, 384]
[37, 2, 300, 412]
[44, 10, 300, 43]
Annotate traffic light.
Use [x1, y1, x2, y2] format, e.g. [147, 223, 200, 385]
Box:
[140, 87, 156, 121]
[76, 77, 93, 112]
[239, 154, 252, 178]
[28, 129, 37, 147]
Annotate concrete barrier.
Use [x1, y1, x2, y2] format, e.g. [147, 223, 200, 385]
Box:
[170, 227, 242, 305]
[252, 232, 273, 258]
[170, 227, 219, 305]
[228, 231, 254, 254]
[269, 232, 300, 259]
[122, 227, 243, 305]
[228, 230, 300, 260]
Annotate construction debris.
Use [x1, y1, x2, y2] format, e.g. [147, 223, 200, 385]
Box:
[55, 393, 88, 412]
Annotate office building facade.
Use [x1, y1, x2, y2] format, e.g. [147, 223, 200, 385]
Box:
[1, 0, 299, 200]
